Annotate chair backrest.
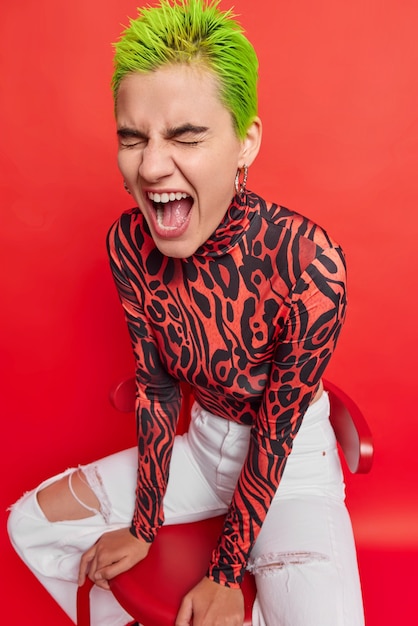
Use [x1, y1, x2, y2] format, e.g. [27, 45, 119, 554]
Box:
[323, 379, 373, 473]
[110, 378, 373, 474]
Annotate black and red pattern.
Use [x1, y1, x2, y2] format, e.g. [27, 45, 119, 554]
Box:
[107, 191, 347, 586]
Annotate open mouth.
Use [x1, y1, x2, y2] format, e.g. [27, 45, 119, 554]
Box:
[147, 191, 193, 234]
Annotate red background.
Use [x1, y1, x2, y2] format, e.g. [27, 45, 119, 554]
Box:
[1, 0, 417, 623]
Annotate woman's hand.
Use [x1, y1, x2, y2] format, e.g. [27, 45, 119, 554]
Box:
[175, 576, 244, 626]
[78, 527, 150, 590]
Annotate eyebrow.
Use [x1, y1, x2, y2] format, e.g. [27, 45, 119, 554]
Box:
[165, 123, 209, 138]
[116, 123, 209, 140]
[117, 127, 146, 140]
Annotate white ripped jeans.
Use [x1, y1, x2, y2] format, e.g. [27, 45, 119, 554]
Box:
[8, 392, 364, 626]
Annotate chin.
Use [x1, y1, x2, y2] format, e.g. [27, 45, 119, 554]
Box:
[153, 238, 200, 259]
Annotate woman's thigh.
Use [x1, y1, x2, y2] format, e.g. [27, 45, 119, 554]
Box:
[247, 394, 364, 625]
[249, 496, 364, 626]
[8, 433, 226, 583]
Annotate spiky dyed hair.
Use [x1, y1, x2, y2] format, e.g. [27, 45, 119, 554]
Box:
[112, 0, 258, 138]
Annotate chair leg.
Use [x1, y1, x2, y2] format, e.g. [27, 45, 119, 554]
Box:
[76, 578, 94, 626]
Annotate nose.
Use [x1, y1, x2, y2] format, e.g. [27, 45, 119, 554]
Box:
[138, 140, 175, 183]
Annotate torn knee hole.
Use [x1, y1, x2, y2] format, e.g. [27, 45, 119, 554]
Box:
[35, 466, 112, 523]
[71, 466, 112, 523]
[247, 551, 329, 576]
[67, 470, 101, 517]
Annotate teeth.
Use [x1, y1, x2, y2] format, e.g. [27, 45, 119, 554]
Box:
[148, 191, 189, 203]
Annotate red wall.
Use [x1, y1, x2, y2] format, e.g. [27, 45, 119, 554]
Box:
[1, 1, 417, 623]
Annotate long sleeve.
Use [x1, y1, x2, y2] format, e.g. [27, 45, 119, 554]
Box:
[207, 245, 347, 585]
[107, 215, 181, 542]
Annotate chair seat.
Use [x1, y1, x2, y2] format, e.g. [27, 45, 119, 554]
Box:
[110, 515, 256, 626]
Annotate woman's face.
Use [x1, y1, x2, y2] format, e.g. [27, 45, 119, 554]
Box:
[116, 64, 257, 258]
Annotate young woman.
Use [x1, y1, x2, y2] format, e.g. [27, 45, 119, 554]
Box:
[8, 1, 364, 624]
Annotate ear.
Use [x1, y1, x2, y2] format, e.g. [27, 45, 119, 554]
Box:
[238, 116, 262, 168]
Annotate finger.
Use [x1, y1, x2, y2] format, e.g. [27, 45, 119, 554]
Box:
[78, 547, 97, 586]
[94, 578, 111, 591]
[86, 543, 118, 583]
[175, 596, 193, 626]
[87, 548, 110, 585]
[94, 556, 133, 583]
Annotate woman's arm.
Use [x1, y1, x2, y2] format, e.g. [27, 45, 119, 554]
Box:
[107, 214, 182, 542]
[77, 214, 182, 589]
[207, 245, 347, 586]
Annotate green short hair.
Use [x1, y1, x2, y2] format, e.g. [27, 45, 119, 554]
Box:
[112, 0, 258, 139]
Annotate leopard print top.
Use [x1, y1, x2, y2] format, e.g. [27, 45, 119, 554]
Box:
[107, 191, 347, 586]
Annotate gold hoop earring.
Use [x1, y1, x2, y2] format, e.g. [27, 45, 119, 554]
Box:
[123, 181, 131, 195]
[235, 165, 248, 196]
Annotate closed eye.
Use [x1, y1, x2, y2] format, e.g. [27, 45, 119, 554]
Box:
[117, 127, 147, 148]
[176, 140, 201, 146]
[167, 124, 208, 146]
[120, 140, 144, 149]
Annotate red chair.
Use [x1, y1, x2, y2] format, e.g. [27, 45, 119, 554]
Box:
[77, 379, 373, 626]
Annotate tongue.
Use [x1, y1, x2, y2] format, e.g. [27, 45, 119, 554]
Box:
[159, 198, 192, 229]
